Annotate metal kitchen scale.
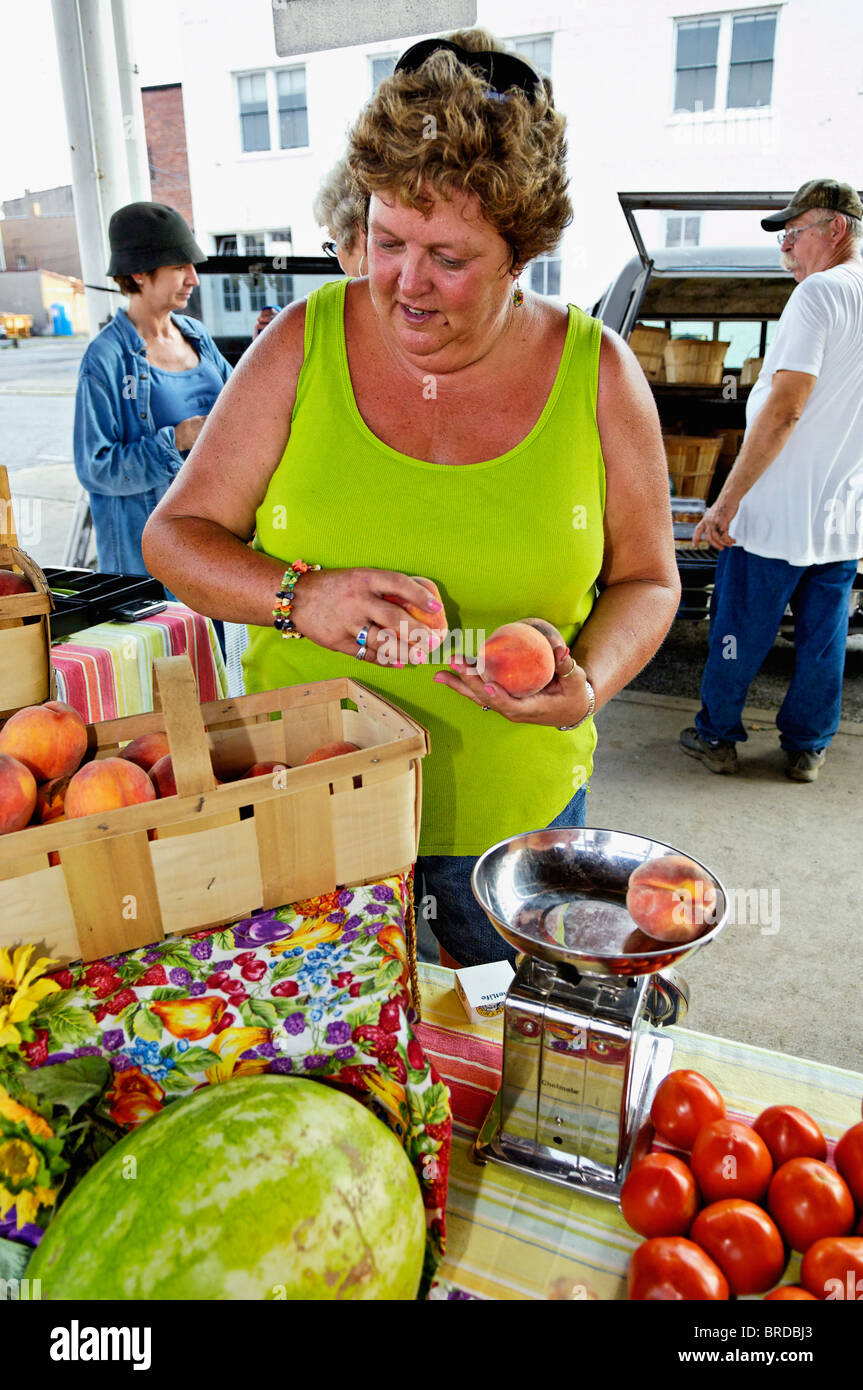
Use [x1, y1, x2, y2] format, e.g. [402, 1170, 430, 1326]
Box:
[471, 827, 728, 1203]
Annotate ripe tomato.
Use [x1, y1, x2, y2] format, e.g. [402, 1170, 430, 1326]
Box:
[800, 1237, 863, 1301]
[650, 1070, 725, 1150]
[689, 1199, 787, 1295]
[764, 1286, 817, 1301]
[690, 1119, 773, 1203]
[834, 1121, 863, 1208]
[767, 1158, 855, 1253]
[628, 1237, 729, 1301]
[620, 1153, 699, 1238]
[753, 1104, 827, 1166]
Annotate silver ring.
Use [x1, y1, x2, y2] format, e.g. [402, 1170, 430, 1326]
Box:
[356, 625, 370, 647]
[481, 704, 491, 712]
[355, 645, 368, 661]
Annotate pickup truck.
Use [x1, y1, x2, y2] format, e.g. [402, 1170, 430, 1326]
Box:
[591, 192, 862, 630]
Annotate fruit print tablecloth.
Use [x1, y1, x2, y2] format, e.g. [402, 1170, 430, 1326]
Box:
[10, 873, 450, 1295]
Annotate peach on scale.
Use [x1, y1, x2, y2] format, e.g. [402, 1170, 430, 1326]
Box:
[626, 853, 717, 944]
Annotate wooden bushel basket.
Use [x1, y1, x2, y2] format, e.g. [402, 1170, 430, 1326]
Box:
[0, 655, 429, 965]
[663, 338, 730, 386]
[0, 465, 56, 719]
[629, 324, 669, 382]
[664, 435, 724, 502]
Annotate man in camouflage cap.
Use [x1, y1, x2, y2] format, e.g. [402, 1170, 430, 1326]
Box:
[681, 179, 863, 782]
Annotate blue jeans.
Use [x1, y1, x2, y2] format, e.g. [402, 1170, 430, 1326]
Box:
[695, 547, 858, 752]
[416, 785, 588, 968]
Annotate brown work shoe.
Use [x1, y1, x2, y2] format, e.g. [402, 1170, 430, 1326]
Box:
[679, 726, 739, 775]
[784, 749, 826, 782]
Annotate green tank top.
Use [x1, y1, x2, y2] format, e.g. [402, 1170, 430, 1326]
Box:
[244, 278, 605, 855]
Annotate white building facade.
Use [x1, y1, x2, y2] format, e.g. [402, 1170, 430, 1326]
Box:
[156, 0, 863, 317]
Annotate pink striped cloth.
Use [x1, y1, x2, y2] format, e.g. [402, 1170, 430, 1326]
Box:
[50, 604, 227, 723]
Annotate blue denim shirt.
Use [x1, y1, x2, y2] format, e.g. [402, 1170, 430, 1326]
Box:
[73, 308, 232, 575]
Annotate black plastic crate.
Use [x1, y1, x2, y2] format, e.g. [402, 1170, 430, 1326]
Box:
[43, 568, 167, 641]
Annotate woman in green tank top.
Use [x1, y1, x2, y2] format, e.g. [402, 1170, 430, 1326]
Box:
[143, 31, 680, 967]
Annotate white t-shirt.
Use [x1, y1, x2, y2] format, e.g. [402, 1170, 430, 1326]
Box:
[730, 260, 863, 564]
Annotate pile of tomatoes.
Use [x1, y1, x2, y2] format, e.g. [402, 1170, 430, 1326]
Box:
[622, 1069, 863, 1300]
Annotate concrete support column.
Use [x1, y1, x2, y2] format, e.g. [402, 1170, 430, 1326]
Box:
[50, 0, 114, 337]
[111, 0, 151, 202]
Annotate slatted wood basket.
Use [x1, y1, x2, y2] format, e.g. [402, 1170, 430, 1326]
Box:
[629, 324, 669, 382]
[0, 465, 55, 719]
[664, 435, 724, 501]
[0, 655, 429, 965]
[663, 338, 730, 386]
[740, 356, 763, 386]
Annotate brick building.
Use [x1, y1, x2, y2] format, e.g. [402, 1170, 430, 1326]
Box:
[141, 83, 194, 230]
[0, 186, 82, 277]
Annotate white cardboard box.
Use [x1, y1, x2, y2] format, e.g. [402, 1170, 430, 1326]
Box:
[454, 959, 515, 1025]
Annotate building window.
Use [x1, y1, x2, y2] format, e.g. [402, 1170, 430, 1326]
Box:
[248, 276, 267, 311]
[673, 10, 777, 114]
[509, 35, 553, 79]
[727, 12, 776, 107]
[665, 215, 701, 248]
[238, 73, 270, 152]
[268, 274, 294, 305]
[529, 254, 561, 296]
[674, 18, 719, 112]
[276, 67, 308, 149]
[244, 235, 266, 256]
[222, 277, 241, 312]
[216, 234, 238, 255]
[16, 254, 28, 270]
[370, 54, 396, 91]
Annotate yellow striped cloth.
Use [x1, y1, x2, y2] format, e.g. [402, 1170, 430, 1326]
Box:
[417, 963, 862, 1301]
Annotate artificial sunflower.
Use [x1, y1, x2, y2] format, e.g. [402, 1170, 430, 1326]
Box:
[0, 944, 61, 1049]
[0, 1085, 65, 1230]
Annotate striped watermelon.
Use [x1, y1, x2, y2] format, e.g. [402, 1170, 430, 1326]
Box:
[29, 1076, 426, 1300]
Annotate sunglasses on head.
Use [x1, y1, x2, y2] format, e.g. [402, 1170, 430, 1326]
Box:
[394, 38, 542, 105]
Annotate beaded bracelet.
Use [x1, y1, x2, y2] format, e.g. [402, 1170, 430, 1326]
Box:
[272, 560, 321, 638]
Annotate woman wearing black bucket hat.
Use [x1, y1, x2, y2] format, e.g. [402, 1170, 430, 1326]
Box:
[73, 201, 232, 578]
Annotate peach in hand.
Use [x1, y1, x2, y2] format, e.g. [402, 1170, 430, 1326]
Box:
[520, 617, 567, 656]
[0, 701, 88, 782]
[0, 753, 39, 834]
[383, 577, 448, 642]
[626, 853, 717, 944]
[478, 622, 556, 697]
[303, 742, 360, 765]
[65, 757, 156, 818]
[119, 731, 171, 772]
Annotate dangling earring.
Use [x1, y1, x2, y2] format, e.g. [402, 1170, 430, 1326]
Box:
[512, 279, 524, 308]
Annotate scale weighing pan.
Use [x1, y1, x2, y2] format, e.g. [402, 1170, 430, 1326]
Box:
[472, 826, 728, 977]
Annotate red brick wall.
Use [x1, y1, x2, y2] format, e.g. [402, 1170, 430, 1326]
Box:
[141, 85, 194, 230]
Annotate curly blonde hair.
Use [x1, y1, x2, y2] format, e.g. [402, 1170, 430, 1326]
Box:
[312, 158, 366, 253]
[346, 28, 571, 270]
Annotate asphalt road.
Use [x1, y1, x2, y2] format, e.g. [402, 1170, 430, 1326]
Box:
[4, 336, 862, 720]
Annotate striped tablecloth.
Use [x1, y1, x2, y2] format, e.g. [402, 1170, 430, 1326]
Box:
[50, 603, 228, 722]
[416, 962, 863, 1301]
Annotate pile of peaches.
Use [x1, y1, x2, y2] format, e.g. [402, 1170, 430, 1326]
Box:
[623, 1068, 863, 1300]
[0, 698, 361, 839]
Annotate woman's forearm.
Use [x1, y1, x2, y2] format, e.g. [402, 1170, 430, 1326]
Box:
[572, 578, 680, 712]
[142, 516, 284, 625]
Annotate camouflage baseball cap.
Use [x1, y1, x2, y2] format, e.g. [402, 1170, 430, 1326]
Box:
[761, 179, 863, 230]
